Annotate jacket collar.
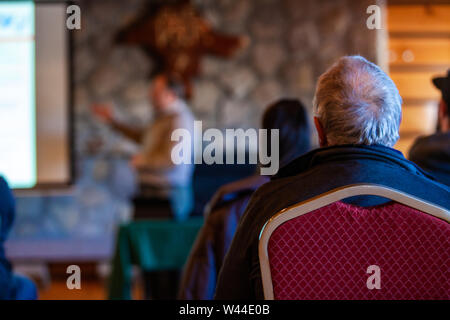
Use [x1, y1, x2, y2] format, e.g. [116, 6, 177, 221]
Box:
[273, 144, 435, 181]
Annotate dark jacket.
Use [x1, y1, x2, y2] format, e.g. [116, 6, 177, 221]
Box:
[178, 175, 269, 300]
[409, 132, 450, 187]
[0, 176, 16, 299]
[214, 145, 450, 299]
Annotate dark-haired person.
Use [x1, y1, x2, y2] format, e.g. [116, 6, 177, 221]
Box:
[92, 74, 195, 220]
[0, 177, 37, 300]
[214, 56, 450, 299]
[178, 99, 311, 299]
[409, 70, 450, 186]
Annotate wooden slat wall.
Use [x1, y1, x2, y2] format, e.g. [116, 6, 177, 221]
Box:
[399, 103, 438, 133]
[387, 4, 450, 155]
[388, 5, 450, 33]
[390, 71, 442, 100]
[389, 38, 450, 66]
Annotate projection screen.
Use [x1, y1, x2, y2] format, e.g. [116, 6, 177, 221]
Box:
[0, 1, 72, 189]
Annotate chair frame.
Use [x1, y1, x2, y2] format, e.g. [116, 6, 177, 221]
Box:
[258, 183, 450, 300]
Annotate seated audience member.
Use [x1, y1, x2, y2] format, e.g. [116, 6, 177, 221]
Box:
[409, 70, 450, 186]
[214, 56, 450, 299]
[178, 99, 311, 299]
[93, 74, 195, 220]
[0, 177, 37, 300]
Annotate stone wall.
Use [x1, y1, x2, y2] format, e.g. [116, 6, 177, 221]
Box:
[73, 0, 381, 136]
[9, 0, 384, 259]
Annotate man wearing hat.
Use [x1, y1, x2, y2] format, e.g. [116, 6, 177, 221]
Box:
[409, 70, 450, 186]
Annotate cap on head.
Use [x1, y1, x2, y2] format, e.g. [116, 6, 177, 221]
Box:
[432, 69, 450, 108]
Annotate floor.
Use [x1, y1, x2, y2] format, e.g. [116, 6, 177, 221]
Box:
[39, 280, 107, 300]
[38, 280, 144, 300]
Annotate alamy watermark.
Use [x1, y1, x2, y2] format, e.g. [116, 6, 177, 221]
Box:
[366, 5, 382, 30]
[171, 121, 280, 175]
[366, 264, 381, 290]
[66, 4, 81, 30]
[65, 4, 382, 31]
[66, 264, 81, 290]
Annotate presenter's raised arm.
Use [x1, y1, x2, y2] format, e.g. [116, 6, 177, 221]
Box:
[91, 103, 144, 143]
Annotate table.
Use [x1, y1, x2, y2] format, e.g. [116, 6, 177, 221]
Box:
[108, 218, 203, 299]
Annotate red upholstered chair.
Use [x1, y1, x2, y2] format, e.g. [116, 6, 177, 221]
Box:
[259, 184, 450, 300]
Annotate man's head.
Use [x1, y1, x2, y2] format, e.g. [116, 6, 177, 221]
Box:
[150, 74, 185, 110]
[313, 55, 402, 148]
[432, 70, 450, 132]
[262, 99, 311, 167]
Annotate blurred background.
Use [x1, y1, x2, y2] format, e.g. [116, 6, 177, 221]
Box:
[0, 0, 448, 299]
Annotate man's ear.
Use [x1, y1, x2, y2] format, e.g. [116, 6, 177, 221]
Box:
[314, 117, 328, 147]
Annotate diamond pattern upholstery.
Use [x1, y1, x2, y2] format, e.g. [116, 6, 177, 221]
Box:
[267, 201, 449, 300]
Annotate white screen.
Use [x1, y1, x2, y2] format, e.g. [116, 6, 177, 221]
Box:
[0, 1, 36, 188]
[0, 1, 71, 189]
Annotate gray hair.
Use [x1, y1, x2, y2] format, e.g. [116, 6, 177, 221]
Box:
[313, 55, 402, 147]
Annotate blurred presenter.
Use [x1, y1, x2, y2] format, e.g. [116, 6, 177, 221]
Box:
[92, 74, 195, 220]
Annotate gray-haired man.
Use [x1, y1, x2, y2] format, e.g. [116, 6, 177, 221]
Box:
[214, 56, 450, 299]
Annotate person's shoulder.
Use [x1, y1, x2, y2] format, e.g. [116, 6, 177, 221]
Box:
[409, 134, 433, 155]
[410, 132, 450, 159]
[0, 176, 11, 192]
[206, 175, 269, 215]
[0, 176, 14, 207]
[417, 177, 450, 209]
[216, 175, 269, 200]
[241, 173, 307, 217]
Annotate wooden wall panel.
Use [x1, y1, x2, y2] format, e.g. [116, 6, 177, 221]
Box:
[389, 38, 450, 66]
[391, 71, 443, 100]
[388, 4, 450, 155]
[399, 103, 438, 134]
[388, 5, 450, 33]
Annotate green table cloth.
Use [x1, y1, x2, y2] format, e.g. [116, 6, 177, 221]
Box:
[108, 218, 203, 299]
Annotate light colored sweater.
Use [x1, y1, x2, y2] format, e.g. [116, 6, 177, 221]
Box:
[137, 99, 195, 190]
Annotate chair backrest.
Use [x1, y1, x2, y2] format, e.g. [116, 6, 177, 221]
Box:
[259, 184, 450, 300]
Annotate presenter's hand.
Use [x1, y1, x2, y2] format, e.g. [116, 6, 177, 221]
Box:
[92, 104, 113, 124]
[239, 35, 251, 49]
